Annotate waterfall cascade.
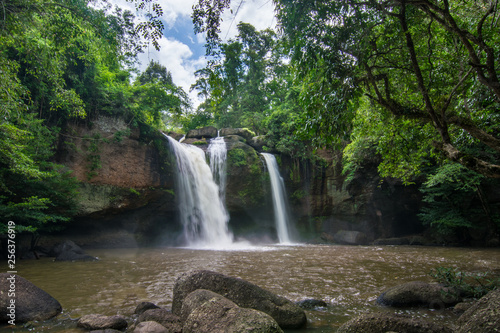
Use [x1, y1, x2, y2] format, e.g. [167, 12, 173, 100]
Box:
[261, 153, 294, 244]
[207, 136, 227, 202]
[166, 135, 233, 248]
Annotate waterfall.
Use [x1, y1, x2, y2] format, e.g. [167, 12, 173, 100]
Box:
[261, 153, 293, 244]
[165, 135, 234, 248]
[207, 136, 227, 202]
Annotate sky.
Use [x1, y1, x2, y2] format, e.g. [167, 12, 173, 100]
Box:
[109, 0, 277, 108]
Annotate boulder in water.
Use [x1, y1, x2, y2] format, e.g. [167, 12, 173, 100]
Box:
[296, 299, 328, 310]
[134, 301, 160, 315]
[50, 240, 98, 261]
[0, 273, 62, 323]
[377, 281, 461, 308]
[77, 314, 128, 330]
[137, 308, 181, 332]
[456, 289, 500, 333]
[180, 289, 224, 322]
[336, 312, 453, 333]
[134, 321, 169, 333]
[182, 292, 283, 333]
[172, 270, 307, 329]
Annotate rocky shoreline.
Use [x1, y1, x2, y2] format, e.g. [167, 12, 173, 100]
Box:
[1, 266, 499, 332]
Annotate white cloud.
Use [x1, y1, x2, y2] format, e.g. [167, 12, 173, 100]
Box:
[137, 37, 207, 109]
[106, 0, 277, 110]
[219, 0, 276, 41]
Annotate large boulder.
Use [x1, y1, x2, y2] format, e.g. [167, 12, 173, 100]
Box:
[220, 128, 255, 142]
[50, 240, 98, 262]
[0, 273, 62, 323]
[180, 289, 224, 322]
[456, 289, 500, 333]
[172, 270, 306, 329]
[186, 126, 218, 139]
[336, 312, 453, 333]
[333, 230, 368, 245]
[182, 292, 283, 333]
[377, 281, 461, 308]
[77, 314, 128, 330]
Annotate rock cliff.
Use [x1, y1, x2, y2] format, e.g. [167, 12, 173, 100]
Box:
[48, 122, 425, 247]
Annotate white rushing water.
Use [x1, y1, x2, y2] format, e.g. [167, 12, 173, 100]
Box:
[261, 153, 293, 244]
[207, 136, 227, 203]
[166, 135, 234, 249]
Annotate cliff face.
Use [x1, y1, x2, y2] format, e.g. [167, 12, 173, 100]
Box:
[52, 122, 426, 247]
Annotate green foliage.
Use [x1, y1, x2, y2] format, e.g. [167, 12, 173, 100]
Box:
[418, 163, 493, 235]
[228, 148, 247, 167]
[429, 266, 499, 299]
[0, 116, 79, 235]
[0, 0, 190, 239]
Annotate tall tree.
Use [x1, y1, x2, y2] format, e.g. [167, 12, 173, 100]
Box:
[193, 0, 500, 179]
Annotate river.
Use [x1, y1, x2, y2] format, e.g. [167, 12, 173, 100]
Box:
[3, 245, 500, 332]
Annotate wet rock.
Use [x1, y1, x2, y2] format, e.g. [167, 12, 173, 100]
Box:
[220, 128, 255, 142]
[90, 330, 124, 333]
[456, 289, 500, 333]
[49, 240, 84, 257]
[134, 301, 160, 315]
[137, 308, 181, 333]
[50, 240, 98, 261]
[186, 126, 217, 139]
[172, 270, 307, 329]
[377, 281, 461, 308]
[166, 131, 184, 141]
[333, 230, 368, 245]
[296, 299, 328, 310]
[133, 321, 169, 333]
[182, 294, 283, 333]
[77, 314, 127, 330]
[180, 289, 225, 322]
[453, 301, 474, 315]
[247, 135, 268, 151]
[336, 312, 453, 333]
[0, 273, 62, 323]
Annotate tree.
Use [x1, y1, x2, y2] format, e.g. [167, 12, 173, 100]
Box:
[193, 0, 500, 179]
[133, 60, 191, 128]
[191, 23, 281, 133]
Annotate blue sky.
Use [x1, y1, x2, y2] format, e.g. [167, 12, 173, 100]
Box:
[109, 0, 277, 108]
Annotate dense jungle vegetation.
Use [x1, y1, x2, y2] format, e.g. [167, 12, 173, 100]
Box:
[1, 0, 499, 241]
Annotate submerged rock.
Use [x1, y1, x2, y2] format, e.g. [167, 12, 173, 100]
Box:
[77, 314, 127, 330]
[172, 270, 307, 329]
[182, 292, 283, 333]
[456, 289, 500, 333]
[337, 312, 453, 333]
[296, 299, 328, 310]
[0, 273, 62, 323]
[377, 281, 461, 308]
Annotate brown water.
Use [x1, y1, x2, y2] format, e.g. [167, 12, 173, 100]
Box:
[3, 245, 500, 332]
